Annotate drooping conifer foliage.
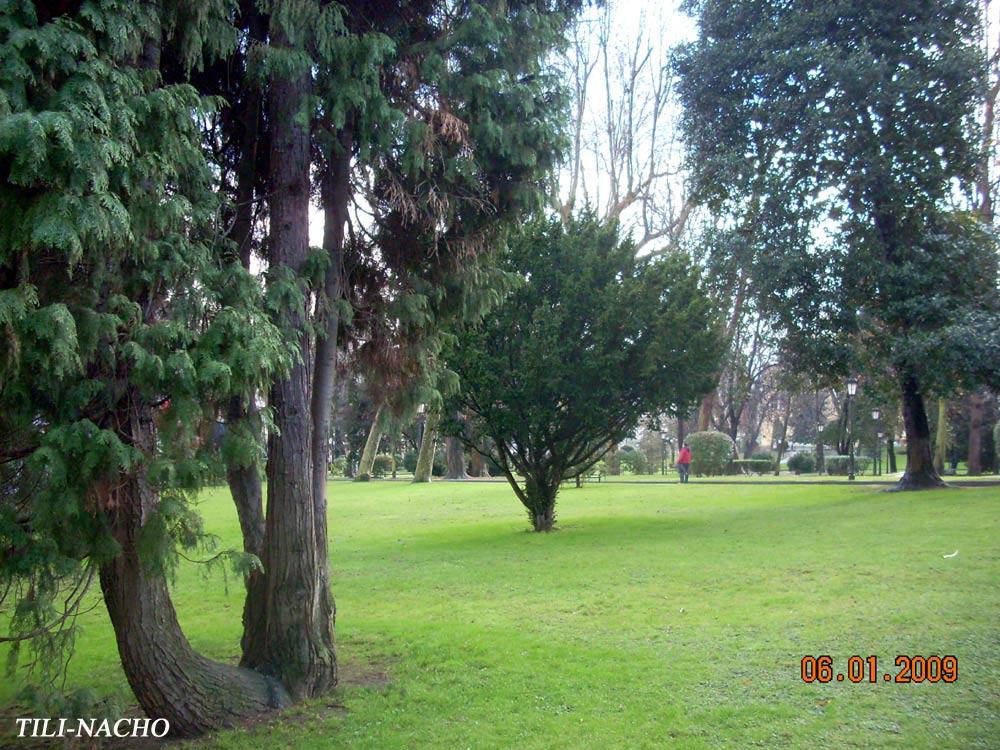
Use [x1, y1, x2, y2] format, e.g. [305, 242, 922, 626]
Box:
[0, 0, 292, 734]
[1, 0, 586, 735]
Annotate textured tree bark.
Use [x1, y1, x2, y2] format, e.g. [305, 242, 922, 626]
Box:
[241, 21, 336, 697]
[697, 390, 714, 431]
[222, 1, 269, 649]
[469, 447, 490, 477]
[967, 390, 985, 475]
[413, 408, 439, 483]
[309, 126, 352, 622]
[355, 404, 384, 480]
[445, 412, 470, 479]
[100, 403, 289, 737]
[933, 399, 948, 475]
[525, 474, 558, 532]
[893, 372, 946, 490]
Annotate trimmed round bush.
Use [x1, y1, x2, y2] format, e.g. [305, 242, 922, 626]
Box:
[372, 453, 395, 478]
[402, 450, 418, 473]
[787, 453, 815, 474]
[686, 431, 735, 476]
[751, 451, 775, 463]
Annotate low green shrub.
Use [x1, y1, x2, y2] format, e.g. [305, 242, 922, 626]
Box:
[686, 431, 735, 476]
[751, 451, 775, 463]
[786, 453, 816, 474]
[330, 456, 348, 477]
[825, 456, 872, 475]
[732, 458, 774, 474]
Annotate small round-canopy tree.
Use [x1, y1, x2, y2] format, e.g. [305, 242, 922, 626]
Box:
[445, 215, 723, 531]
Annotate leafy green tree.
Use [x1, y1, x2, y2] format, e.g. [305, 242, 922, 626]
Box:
[0, 0, 291, 733]
[446, 215, 723, 531]
[676, 0, 1000, 490]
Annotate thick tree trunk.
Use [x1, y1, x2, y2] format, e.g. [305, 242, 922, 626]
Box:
[525, 474, 558, 532]
[893, 373, 947, 490]
[887, 432, 897, 473]
[241, 23, 336, 697]
[697, 390, 714, 431]
[100, 404, 288, 738]
[355, 404, 384, 480]
[413, 408, 439, 483]
[445, 436, 469, 479]
[967, 390, 985, 475]
[221, 1, 270, 652]
[469, 447, 490, 477]
[445, 412, 470, 479]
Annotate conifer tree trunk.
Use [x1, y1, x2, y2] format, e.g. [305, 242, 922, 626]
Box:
[413, 408, 439, 482]
[309, 127, 352, 626]
[221, 18, 269, 643]
[894, 373, 946, 490]
[356, 405, 384, 480]
[241, 20, 336, 697]
[100, 401, 288, 737]
[525, 474, 558, 532]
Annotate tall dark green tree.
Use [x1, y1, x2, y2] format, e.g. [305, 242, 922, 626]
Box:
[236, 0, 584, 694]
[0, 0, 291, 734]
[676, 0, 1000, 490]
[445, 216, 723, 531]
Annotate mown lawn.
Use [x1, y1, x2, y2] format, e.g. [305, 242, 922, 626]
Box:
[3, 479, 999, 749]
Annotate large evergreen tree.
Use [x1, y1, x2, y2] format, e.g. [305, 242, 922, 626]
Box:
[676, 0, 1000, 490]
[0, 0, 291, 734]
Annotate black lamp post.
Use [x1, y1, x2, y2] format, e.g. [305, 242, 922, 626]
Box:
[871, 407, 881, 477]
[846, 376, 858, 481]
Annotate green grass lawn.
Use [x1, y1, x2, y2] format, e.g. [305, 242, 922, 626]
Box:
[3, 480, 999, 749]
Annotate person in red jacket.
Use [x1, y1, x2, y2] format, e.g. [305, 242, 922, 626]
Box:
[677, 442, 692, 483]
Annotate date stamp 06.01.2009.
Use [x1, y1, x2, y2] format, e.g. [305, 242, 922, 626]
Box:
[800, 655, 958, 684]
